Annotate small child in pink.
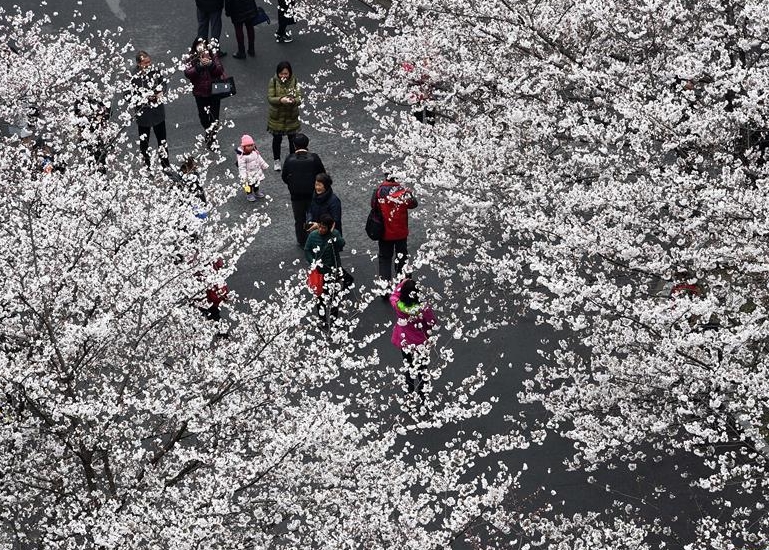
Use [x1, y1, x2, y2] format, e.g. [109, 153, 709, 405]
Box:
[237, 134, 269, 201]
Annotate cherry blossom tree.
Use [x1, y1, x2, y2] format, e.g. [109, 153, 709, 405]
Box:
[299, 0, 769, 546]
[0, 8, 606, 549]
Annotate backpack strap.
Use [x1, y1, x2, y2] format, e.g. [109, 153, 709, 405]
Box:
[371, 183, 386, 210]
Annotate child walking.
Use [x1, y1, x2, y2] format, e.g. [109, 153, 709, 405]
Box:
[237, 134, 269, 201]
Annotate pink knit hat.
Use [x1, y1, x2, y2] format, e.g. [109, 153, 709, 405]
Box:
[240, 134, 254, 147]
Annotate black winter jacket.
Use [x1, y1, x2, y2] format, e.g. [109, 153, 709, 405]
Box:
[281, 150, 326, 200]
[307, 189, 342, 235]
[196, 0, 224, 12]
[224, 0, 257, 24]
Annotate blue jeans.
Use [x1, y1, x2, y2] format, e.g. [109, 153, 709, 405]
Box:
[196, 8, 222, 42]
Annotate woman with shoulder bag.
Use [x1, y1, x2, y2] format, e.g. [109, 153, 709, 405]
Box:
[184, 38, 225, 150]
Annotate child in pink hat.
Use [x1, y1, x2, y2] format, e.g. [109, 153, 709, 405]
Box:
[236, 134, 269, 201]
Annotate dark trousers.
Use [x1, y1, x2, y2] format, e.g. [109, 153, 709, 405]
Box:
[402, 350, 426, 399]
[138, 121, 169, 168]
[291, 197, 312, 245]
[194, 96, 221, 143]
[315, 272, 340, 326]
[378, 239, 408, 281]
[197, 8, 223, 42]
[277, 0, 294, 35]
[199, 304, 221, 322]
[277, 10, 291, 36]
[314, 268, 354, 326]
[272, 133, 296, 160]
[413, 109, 436, 125]
[233, 20, 255, 52]
[315, 293, 339, 325]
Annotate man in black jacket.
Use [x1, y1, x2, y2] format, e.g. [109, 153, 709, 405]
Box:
[195, 0, 227, 57]
[282, 133, 326, 247]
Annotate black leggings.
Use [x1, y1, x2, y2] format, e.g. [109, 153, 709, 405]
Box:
[194, 95, 221, 141]
[271, 133, 296, 160]
[277, 10, 291, 36]
[138, 121, 169, 168]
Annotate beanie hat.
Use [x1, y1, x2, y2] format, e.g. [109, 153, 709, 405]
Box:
[240, 134, 254, 147]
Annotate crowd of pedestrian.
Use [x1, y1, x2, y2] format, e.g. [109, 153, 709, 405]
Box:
[126, 3, 437, 416]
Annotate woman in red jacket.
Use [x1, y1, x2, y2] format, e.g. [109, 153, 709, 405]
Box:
[372, 176, 418, 291]
[184, 38, 225, 150]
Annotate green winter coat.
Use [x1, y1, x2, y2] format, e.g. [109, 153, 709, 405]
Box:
[267, 75, 301, 134]
[304, 229, 344, 275]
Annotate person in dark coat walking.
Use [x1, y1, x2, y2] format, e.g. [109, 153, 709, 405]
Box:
[184, 38, 225, 150]
[129, 51, 169, 169]
[372, 176, 418, 287]
[195, 0, 227, 56]
[224, 0, 257, 59]
[281, 133, 325, 246]
[306, 173, 342, 236]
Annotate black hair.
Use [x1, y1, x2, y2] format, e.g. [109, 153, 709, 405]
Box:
[180, 156, 197, 174]
[190, 38, 207, 55]
[315, 172, 332, 190]
[399, 279, 420, 306]
[276, 60, 293, 77]
[318, 213, 335, 229]
[136, 50, 150, 65]
[294, 133, 309, 149]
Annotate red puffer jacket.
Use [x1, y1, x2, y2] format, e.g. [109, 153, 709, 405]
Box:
[372, 180, 418, 241]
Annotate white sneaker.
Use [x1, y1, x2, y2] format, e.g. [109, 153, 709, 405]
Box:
[273, 160, 281, 171]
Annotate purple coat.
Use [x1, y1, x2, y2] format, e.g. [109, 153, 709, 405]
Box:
[184, 55, 224, 98]
[390, 279, 436, 349]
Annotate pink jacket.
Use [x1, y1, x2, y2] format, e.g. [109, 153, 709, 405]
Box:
[237, 149, 269, 183]
[390, 279, 436, 349]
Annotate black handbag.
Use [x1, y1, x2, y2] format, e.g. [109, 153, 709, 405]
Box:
[252, 6, 270, 25]
[211, 76, 236, 99]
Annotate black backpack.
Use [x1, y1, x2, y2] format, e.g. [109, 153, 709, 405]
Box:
[365, 186, 384, 240]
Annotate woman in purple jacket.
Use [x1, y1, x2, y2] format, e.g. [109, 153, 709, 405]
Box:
[184, 38, 225, 149]
[390, 277, 437, 405]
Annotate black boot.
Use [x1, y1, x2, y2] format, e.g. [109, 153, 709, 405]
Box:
[232, 47, 246, 59]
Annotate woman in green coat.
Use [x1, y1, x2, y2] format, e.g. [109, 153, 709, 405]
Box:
[305, 214, 346, 326]
[267, 60, 301, 171]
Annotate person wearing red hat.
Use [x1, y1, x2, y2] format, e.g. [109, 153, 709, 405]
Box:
[236, 134, 269, 201]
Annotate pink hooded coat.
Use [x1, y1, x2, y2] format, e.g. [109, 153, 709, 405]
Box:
[390, 279, 436, 349]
